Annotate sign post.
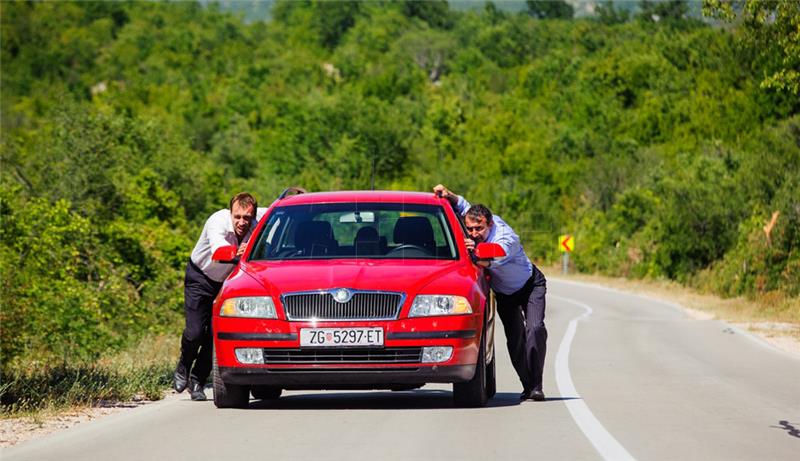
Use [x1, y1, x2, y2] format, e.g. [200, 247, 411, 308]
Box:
[558, 234, 574, 274]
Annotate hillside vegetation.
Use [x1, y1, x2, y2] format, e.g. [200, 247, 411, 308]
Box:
[1, 1, 798, 408]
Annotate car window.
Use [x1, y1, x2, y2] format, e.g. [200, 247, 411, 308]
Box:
[249, 203, 457, 260]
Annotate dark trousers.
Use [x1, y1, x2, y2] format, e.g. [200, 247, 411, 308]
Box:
[180, 260, 223, 385]
[495, 267, 547, 391]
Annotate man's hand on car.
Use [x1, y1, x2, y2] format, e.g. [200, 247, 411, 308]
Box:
[236, 242, 247, 256]
[465, 238, 491, 267]
[464, 237, 476, 252]
[433, 184, 458, 206]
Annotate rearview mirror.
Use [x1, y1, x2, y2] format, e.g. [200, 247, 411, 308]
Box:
[339, 211, 375, 223]
[474, 242, 505, 260]
[212, 245, 239, 264]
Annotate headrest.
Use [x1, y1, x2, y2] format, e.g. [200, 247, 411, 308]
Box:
[393, 216, 435, 249]
[354, 226, 379, 243]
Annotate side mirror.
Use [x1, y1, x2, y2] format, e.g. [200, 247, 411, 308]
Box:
[474, 242, 506, 260]
[212, 245, 239, 264]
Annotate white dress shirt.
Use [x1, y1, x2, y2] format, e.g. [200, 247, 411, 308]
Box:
[189, 208, 266, 282]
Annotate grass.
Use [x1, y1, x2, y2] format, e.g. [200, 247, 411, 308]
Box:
[1, 335, 177, 418]
[545, 266, 800, 343]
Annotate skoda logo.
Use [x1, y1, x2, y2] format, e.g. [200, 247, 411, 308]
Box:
[332, 288, 353, 303]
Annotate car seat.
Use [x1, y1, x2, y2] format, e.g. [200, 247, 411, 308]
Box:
[294, 221, 337, 256]
[392, 216, 435, 253]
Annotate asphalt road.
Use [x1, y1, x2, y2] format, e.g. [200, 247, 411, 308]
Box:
[4, 278, 799, 461]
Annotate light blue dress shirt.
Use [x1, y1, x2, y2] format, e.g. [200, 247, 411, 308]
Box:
[454, 196, 533, 295]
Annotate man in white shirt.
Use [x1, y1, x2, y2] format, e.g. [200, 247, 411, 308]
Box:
[173, 192, 260, 401]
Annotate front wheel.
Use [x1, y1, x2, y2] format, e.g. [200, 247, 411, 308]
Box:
[486, 354, 496, 399]
[212, 345, 250, 409]
[453, 331, 488, 408]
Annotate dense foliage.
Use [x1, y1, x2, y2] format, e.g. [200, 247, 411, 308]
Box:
[1, 1, 798, 369]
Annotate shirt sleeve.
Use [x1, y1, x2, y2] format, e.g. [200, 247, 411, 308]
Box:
[454, 195, 472, 216]
[489, 224, 522, 267]
[207, 212, 234, 253]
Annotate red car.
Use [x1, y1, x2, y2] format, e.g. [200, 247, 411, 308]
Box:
[210, 189, 506, 408]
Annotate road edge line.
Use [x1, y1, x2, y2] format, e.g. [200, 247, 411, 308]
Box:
[551, 294, 637, 461]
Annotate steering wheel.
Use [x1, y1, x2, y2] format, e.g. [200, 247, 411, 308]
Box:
[276, 248, 305, 258]
[388, 244, 430, 255]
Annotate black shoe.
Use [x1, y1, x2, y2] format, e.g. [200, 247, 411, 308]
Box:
[189, 380, 207, 401]
[173, 360, 188, 393]
[520, 389, 546, 401]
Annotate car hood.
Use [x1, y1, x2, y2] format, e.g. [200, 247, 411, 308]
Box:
[239, 259, 467, 296]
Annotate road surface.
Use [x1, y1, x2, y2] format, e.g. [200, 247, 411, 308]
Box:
[4, 278, 799, 460]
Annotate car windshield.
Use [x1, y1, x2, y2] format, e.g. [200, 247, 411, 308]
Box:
[249, 203, 458, 260]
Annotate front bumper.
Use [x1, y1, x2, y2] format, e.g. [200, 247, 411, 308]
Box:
[213, 314, 483, 387]
[218, 364, 476, 388]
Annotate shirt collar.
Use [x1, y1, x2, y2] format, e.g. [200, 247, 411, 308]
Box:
[485, 221, 498, 243]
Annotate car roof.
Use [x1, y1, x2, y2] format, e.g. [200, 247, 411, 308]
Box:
[276, 190, 446, 206]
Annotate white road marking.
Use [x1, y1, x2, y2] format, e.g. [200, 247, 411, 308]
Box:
[551, 294, 637, 461]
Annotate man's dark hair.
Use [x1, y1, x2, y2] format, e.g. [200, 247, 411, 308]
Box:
[230, 192, 257, 215]
[466, 204, 493, 225]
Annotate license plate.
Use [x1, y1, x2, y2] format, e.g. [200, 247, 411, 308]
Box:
[300, 328, 384, 347]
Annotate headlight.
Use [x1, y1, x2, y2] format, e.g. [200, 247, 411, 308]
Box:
[409, 295, 472, 317]
[220, 296, 277, 318]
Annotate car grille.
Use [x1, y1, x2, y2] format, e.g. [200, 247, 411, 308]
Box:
[282, 291, 404, 321]
[263, 347, 422, 364]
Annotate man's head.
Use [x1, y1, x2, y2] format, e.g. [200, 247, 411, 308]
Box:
[464, 204, 493, 244]
[229, 192, 258, 239]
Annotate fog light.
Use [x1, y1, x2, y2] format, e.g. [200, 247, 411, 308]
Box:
[235, 348, 264, 364]
[421, 346, 453, 363]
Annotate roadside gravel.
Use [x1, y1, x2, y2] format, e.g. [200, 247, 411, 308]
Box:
[1, 392, 182, 448]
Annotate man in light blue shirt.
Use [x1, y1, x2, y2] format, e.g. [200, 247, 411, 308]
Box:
[434, 184, 548, 401]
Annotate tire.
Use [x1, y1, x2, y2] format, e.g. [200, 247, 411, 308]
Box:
[453, 330, 488, 408]
[251, 386, 282, 400]
[212, 345, 250, 409]
[486, 354, 496, 400]
[486, 290, 497, 400]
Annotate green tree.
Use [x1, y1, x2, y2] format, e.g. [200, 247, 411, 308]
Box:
[314, 0, 362, 48]
[638, 0, 689, 22]
[704, 0, 800, 95]
[400, 0, 453, 28]
[526, 0, 574, 19]
[1, 0, 798, 371]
